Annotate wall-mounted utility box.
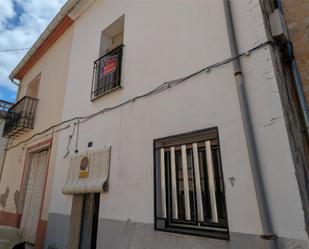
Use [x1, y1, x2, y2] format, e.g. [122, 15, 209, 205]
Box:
[269, 8, 289, 44]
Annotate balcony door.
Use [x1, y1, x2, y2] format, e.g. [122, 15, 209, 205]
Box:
[20, 149, 49, 248]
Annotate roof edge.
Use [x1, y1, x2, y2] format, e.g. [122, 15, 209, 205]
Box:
[9, 0, 96, 81]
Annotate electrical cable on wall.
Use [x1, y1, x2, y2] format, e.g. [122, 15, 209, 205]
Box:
[6, 40, 274, 151]
[63, 123, 76, 159]
[75, 120, 80, 154]
[19, 125, 71, 155]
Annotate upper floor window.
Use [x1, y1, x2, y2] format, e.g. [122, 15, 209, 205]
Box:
[154, 128, 229, 239]
[26, 74, 40, 98]
[91, 16, 124, 101]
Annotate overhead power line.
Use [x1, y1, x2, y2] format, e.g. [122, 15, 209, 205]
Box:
[0, 48, 30, 52]
[6, 40, 274, 151]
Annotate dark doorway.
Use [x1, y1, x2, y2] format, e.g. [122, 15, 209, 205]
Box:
[79, 193, 100, 249]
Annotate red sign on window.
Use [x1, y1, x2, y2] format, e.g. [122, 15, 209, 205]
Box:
[100, 55, 118, 78]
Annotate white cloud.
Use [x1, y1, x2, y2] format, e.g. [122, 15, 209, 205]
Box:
[0, 0, 15, 29]
[0, 0, 66, 93]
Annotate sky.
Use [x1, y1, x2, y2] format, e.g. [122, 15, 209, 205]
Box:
[0, 0, 66, 103]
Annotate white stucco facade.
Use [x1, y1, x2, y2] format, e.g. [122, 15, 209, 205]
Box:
[41, 0, 308, 248]
[0, 21, 74, 249]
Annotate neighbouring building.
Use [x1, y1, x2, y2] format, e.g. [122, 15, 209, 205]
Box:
[281, 0, 309, 104]
[0, 13, 74, 249]
[1, 0, 309, 249]
[0, 100, 13, 180]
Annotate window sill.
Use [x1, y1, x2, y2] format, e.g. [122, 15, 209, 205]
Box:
[91, 85, 122, 102]
[155, 215, 229, 240]
[155, 225, 229, 241]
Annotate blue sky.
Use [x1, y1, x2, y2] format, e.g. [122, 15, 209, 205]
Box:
[0, 0, 66, 103]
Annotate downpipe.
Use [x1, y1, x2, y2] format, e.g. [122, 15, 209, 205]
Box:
[276, 0, 309, 141]
[267, 0, 309, 234]
[223, 0, 277, 248]
[10, 79, 20, 102]
[289, 46, 309, 140]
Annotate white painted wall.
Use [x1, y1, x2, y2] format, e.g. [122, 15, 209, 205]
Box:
[0, 25, 74, 220]
[0, 120, 8, 180]
[48, 0, 307, 242]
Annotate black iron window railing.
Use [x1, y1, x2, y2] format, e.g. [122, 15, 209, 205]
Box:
[154, 128, 229, 240]
[91, 45, 123, 101]
[3, 96, 38, 138]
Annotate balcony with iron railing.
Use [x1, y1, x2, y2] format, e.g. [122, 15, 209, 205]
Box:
[91, 45, 123, 101]
[2, 96, 38, 138]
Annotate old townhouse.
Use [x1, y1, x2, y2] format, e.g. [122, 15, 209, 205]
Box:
[0, 10, 74, 249]
[1, 0, 309, 249]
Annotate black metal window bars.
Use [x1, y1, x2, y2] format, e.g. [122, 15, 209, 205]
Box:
[91, 45, 123, 101]
[154, 128, 229, 240]
[3, 96, 38, 138]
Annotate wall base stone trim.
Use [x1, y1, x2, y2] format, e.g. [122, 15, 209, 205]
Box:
[0, 211, 21, 228]
[44, 213, 309, 249]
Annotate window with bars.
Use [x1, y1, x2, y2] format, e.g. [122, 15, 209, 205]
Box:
[91, 15, 124, 101]
[91, 45, 123, 100]
[154, 128, 228, 239]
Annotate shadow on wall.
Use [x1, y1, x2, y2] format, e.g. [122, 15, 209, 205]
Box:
[14, 190, 20, 210]
[0, 187, 9, 209]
